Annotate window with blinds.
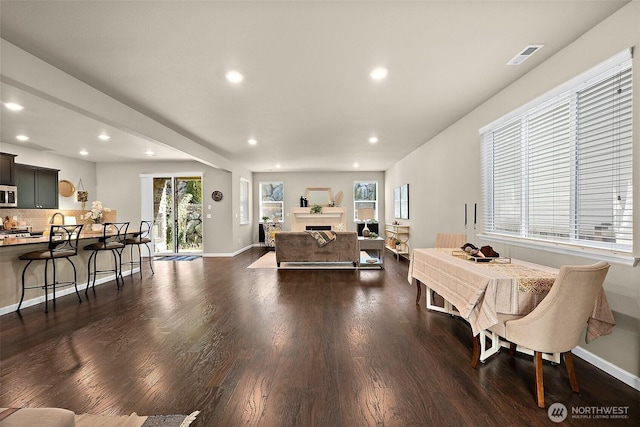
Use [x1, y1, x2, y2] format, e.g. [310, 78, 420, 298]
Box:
[481, 51, 633, 253]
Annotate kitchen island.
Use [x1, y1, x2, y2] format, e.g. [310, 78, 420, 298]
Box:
[0, 228, 139, 314]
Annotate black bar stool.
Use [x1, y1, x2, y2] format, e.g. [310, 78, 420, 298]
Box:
[84, 222, 129, 294]
[17, 224, 84, 313]
[124, 220, 155, 278]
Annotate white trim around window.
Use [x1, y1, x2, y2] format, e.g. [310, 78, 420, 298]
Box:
[480, 49, 636, 265]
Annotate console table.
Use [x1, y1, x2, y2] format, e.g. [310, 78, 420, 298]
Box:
[385, 223, 409, 260]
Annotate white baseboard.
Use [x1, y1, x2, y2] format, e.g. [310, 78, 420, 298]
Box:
[201, 245, 254, 258]
[0, 269, 139, 316]
[573, 346, 640, 391]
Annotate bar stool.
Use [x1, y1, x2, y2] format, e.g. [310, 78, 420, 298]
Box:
[17, 224, 84, 313]
[84, 222, 129, 294]
[124, 220, 155, 278]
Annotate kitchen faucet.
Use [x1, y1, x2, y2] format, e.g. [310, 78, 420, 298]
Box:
[50, 212, 65, 224]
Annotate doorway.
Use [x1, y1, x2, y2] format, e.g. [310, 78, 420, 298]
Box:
[153, 176, 203, 255]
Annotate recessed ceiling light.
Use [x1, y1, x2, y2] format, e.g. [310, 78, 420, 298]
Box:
[145, 150, 155, 156]
[4, 102, 24, 111]
[226, 71, 244, 83]
[16, 135, 29, 141]
[98, 134, 111, 141]
[353, 162, 360, 168]
[275, 163, 281, 169]
[369, 137, 378, 143]
[79, 150, 89, 156]
[248, 139, 257, 145]
[370, 67, 388, 81]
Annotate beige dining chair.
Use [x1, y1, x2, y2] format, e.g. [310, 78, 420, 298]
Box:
[435, 233, 467, 249]
[486, 261, 610, 408]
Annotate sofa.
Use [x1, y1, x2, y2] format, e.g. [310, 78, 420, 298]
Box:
[275, 231, 359, 267]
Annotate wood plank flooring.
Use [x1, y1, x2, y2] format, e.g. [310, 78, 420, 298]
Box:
[1, 248, 638, 426]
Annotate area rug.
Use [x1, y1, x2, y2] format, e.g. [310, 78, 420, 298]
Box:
[248, 251, 377, 269]
[76, 411, 199, 427]
[154, 255, 201, 261]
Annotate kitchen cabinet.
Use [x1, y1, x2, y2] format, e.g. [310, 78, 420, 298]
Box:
[0, 153, 17, 185]
[15, 164, 59, 209]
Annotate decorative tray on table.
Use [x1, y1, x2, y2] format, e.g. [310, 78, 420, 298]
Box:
[452, 245, 511, 264]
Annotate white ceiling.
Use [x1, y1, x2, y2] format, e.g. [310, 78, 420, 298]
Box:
[0, 1, 629, 172]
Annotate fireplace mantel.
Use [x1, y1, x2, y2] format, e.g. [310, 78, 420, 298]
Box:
[291, 207, 346, 231]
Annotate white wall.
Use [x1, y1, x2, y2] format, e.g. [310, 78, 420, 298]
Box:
[96, 160, 235, 255]
[253, 171, 385, 240]
[0, 142, 97, 210]
[386, 2, 640, 377]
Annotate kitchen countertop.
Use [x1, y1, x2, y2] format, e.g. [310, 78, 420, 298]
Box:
[0, 230, 135, 247]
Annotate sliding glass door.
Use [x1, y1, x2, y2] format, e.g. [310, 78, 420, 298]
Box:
[153, 176, 203, 254]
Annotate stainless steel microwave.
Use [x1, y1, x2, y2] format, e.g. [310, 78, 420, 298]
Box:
[0, 185, 18, 207]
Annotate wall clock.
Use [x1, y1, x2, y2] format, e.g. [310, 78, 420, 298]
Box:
[211, 190, 223, 202]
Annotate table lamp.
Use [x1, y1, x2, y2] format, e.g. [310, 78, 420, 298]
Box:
[357, 208, 375, 237]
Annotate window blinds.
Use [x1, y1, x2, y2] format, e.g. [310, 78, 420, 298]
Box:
[481, 51, 633, 253]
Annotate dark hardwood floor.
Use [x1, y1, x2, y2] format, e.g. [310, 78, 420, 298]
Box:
[1, 248, 638, 426]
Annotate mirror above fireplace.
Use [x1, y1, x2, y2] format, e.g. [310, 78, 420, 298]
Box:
[306, 188, 332, 206]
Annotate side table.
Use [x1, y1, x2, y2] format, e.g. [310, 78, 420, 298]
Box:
[358, 237, 385, 268]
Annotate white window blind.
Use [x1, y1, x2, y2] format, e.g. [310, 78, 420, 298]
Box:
[481, 51, 633, 254]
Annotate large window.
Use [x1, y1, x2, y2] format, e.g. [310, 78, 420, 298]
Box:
[481, 50, 633, 254]
[354, 181, 378, 221]
[259, 181, 284, 222]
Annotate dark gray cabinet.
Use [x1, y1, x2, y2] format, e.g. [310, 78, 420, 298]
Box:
[15, 164, 59, 209]
[0, 153, 17, 185]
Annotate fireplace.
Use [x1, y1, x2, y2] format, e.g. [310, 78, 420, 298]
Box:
[306, 225, 332, 231]
[290, 207, 346, 232]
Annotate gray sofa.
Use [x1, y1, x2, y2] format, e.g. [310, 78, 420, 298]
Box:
[275, 231, 359, 267]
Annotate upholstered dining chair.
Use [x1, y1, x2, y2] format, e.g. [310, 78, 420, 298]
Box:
[435, 233, 466, 249]
[486, 262, 610, 408]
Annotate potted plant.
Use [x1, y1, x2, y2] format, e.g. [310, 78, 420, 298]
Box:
[261, 216, 270, 223]
[310, 204, 323, 214]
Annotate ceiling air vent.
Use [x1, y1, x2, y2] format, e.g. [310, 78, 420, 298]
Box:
[507, 45, 544, 65]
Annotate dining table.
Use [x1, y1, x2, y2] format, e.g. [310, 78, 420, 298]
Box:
[407, 247, 615, 366]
